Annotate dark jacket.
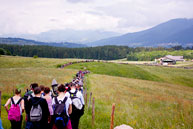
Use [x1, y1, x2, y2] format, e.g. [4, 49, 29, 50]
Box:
[26, 97, 50, 125]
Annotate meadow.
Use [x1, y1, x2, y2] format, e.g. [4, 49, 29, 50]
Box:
[0, 56, 193, 129]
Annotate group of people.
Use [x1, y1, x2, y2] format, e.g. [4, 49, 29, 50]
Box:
[4, 70, 89, 129]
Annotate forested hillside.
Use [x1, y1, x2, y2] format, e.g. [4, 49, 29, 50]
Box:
[1, 44, 193, 61]
[0, 44, 131, 60]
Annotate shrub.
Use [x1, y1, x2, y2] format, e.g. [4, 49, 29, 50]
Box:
[56, 64, 63, 68]
[5, 50, 11, 55]
[33, 55, 38, 58]
[0, 48, 6, 55]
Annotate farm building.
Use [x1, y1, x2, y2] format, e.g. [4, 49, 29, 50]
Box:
[157, 55, 184, 65]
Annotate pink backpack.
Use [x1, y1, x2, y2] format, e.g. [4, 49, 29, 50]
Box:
[8, 97, 22, 121]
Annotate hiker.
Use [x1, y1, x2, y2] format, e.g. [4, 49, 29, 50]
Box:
[24, 83, 38, 122]
[52, 84, 72, 129]
[44, 87, 54, 129]
[4, 89, 24, 129]
[24, 83, 39, 103]
[75, 84, 82, 94]
[25, 87, 50, 129]
[40, 85, 45, 97]
[65, 83, 85, 129]
[51, 79, 58, 97]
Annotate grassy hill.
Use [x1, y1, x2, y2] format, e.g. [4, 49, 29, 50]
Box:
[0, 56, 193, 129]
[80, 74, 193, 129]
[66, 62, 193, 87]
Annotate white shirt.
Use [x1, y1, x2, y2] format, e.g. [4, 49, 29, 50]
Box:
[52, 96, 72, 116]
[65, 90, 85, 105]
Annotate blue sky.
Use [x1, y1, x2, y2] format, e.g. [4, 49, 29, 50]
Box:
[0, 0, 193, 35]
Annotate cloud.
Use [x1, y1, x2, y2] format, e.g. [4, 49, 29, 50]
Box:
[66, 0, 93, 3]
[0, 0, 193, 35]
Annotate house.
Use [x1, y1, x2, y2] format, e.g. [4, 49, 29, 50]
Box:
[157, 55, 184, 65]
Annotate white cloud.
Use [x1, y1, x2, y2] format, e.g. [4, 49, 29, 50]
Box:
[0, 0, 193, 35]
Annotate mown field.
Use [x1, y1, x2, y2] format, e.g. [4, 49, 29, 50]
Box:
[0, 56, 193, 129]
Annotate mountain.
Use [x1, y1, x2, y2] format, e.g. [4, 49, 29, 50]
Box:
[1, 29, 120, 43]
[87, 18, 193, 47]
[0, 37, 87, 48]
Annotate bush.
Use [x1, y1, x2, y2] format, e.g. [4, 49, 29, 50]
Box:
[0, 48, 6, 55]
[5, 50, 11, 55]
[33, 55, 38, 58]
[56, 64, 63, 68]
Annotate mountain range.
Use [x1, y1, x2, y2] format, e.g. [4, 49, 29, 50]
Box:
[87, 18, 193, 47]
[0, 37, 86, 48]
[0, 18, 193, 47]
[1, 29, 120, 43]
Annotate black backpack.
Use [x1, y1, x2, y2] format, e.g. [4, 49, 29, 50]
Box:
[53, 97, 69, 128]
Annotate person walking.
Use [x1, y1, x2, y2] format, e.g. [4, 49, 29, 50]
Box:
[44, 87, 54, 129]
[65, 84, 85, 129]
[52, 84, 72, 129]
[25, 87, 50, 129]
[4, 89, 24, 129]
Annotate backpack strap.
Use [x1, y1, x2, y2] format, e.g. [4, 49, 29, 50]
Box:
[16, 97, 23, 105]
[69, 90, 78, 98]
[54, 97, 59, 104]
[62, 97, 68, 104]
[11, 97, 15, 105]
[31, 97, 43, 106]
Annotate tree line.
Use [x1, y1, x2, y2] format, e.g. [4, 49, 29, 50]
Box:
[0, 44, 131, 60]
[0, 44, 192, 60]
[127, 50, 193, 61]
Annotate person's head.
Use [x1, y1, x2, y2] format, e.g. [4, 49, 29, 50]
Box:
[40, 85, 45, 93]
[30, 83, 38, 91]
[70, 83, 76, 90]
[75, 84, 80, 89]
[34, 87, 41, 95]
[44, 87, 50, 95]
[15, 89, 21, 95]
[57, 84, 65, 93]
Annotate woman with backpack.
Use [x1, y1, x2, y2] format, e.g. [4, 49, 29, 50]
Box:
[52, 84, 72, 129]
[4, 89, 24, 129]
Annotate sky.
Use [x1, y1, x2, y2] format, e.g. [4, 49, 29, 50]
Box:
[0, 0, 193, 35]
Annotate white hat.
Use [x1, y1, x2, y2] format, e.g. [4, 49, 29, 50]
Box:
[52, 79, 58, 86]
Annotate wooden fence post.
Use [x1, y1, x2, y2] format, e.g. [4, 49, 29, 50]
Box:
[85, 92, 87, 106]
[92, 97, 95, 127]
[0, 91, 1, 117]
[83, 88, 86, 98]
[88, 92, 92, 110]
[110, 103, 115, 129]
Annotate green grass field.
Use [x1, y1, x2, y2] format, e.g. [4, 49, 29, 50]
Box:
[66, 62, 193, 87]
[0, 56, 193, 129]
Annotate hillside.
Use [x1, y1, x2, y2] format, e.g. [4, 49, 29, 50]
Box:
[0, 37, 87, 48]
[88, 18, 193, 47]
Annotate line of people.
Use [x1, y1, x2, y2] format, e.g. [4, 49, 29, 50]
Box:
[4, 70, 89, 129]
